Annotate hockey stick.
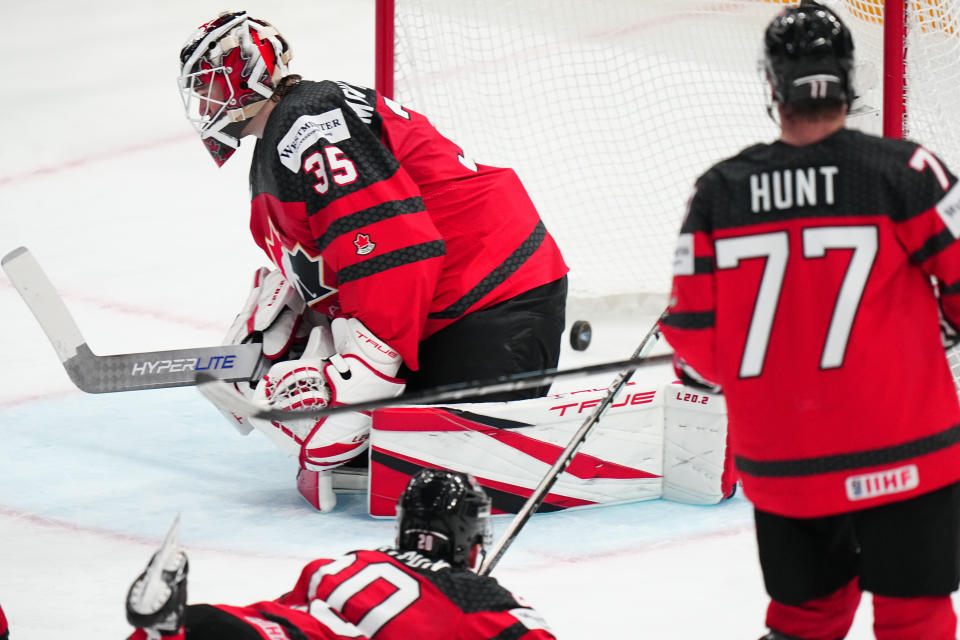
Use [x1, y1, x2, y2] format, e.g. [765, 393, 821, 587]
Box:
[2, 246, 264, 392]
[478, 312, 665, 576]
[195, 350, 673, 420]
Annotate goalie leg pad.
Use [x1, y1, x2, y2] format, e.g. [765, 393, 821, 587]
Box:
[368, 382, 733, 516]
[297, 469, 337, 512]
[299, 413, 371, 471]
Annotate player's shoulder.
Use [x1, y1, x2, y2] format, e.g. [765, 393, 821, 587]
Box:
[835, 127, 916, 153]
[831, 128, 958, 196]
[269, 79, 364, 116]
[259, 79, 382, 169]
[694, 140, 774, 192]
[832, 127, 931, 168]
[375, 547, 521, 613]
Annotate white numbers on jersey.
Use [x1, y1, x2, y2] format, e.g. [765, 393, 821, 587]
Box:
[715, 232, 788, 377]
[909, 146, 950, 191]
[383, 96, 410, 120]
[457, 150, 478, 172]
[307, 600, 367, 638]
[715, 225, 878, 377]
[307, 554, 421, 636]
[303, 146, 359, 195]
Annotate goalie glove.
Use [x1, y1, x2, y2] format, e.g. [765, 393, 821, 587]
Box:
[208, 267, 314, 435]
[298, 316, 406, 470]
[223, 267, 308, 359]
[250, 317, 405, 511]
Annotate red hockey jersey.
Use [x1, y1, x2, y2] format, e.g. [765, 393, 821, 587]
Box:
[126, 548, 553, 640]
[660, 128, 960, 517]
[248, 80, 568, 369]
[276, 548, 555, 639]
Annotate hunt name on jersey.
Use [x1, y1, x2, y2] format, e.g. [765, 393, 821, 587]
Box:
[750, 165, 839, 212]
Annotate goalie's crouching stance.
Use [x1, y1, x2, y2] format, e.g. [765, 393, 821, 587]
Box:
[124, 469, 556, 640]
[179, 11, 568, 514]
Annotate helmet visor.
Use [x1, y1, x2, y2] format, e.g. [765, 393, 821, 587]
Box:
[178, 65, 236, 138]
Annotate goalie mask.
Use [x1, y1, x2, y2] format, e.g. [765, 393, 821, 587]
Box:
[178, 12, 292, 166]
[396, 469, 493, 570]
[763, 0, 854, 107]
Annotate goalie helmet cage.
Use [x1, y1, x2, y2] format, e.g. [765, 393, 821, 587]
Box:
[374, 0, 960, 311]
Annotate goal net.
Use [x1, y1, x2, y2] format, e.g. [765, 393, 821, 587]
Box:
[376, 0, 960, 311]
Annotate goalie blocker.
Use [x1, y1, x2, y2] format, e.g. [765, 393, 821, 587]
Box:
[364, 380, 736, 517]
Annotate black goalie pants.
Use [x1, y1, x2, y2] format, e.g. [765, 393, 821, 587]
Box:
[399, 276, 567, 402]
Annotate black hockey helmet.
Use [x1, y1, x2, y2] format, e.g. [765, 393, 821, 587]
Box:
[764, 1, 854, 106]
[396, 468, 493, 569]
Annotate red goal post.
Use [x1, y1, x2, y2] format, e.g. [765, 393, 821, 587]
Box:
[375, 0, 960, 309]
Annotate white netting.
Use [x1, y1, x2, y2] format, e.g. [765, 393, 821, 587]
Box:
[388, 0, 960, 307]
[903, 1, 960, 170]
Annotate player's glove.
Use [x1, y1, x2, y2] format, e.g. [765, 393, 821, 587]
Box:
[207, 267, 318, 435]
[252, 317, 405, 511]
[126, 550, 189, 639]
[672, 354, 722, 394]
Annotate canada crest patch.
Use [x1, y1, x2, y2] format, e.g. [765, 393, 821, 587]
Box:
[354, 233, 376, 255]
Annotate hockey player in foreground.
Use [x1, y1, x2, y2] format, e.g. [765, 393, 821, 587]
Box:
[660, 2, 960, 639]
[125, 469, 555, 639]
[176, 12, 568, 512]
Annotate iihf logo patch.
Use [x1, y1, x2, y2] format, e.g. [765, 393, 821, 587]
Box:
[354, 233, 375, 255]
[845, 464, 918, 501]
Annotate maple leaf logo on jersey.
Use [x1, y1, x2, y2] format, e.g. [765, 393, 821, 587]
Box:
[264, 219, 336, 306]
[353, 233, 376, 255]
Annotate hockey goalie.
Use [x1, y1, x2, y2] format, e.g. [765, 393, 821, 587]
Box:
[206, 269, 735, 515]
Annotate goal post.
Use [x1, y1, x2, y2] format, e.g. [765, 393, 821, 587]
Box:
[883, 0, 907, 138]
[374, 0, 960, 309]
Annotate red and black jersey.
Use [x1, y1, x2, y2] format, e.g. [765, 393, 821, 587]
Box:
[248, 80, 568, 369]
[660, 128, 960, 517]
[275, 547, 555, 640]
[127, 549, 554, 640]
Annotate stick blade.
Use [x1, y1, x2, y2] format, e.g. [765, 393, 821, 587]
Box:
[2, 245, 86, 362]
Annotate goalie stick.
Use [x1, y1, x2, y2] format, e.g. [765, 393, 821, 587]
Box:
[195, 350, 674, 420]
[2, 246, 264, 392]
[479, 312, 665, 576]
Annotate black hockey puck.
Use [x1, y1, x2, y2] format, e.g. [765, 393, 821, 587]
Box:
[570, 320, 592, 351]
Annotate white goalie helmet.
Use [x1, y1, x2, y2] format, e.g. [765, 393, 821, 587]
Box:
[178, 11, 292, 166]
